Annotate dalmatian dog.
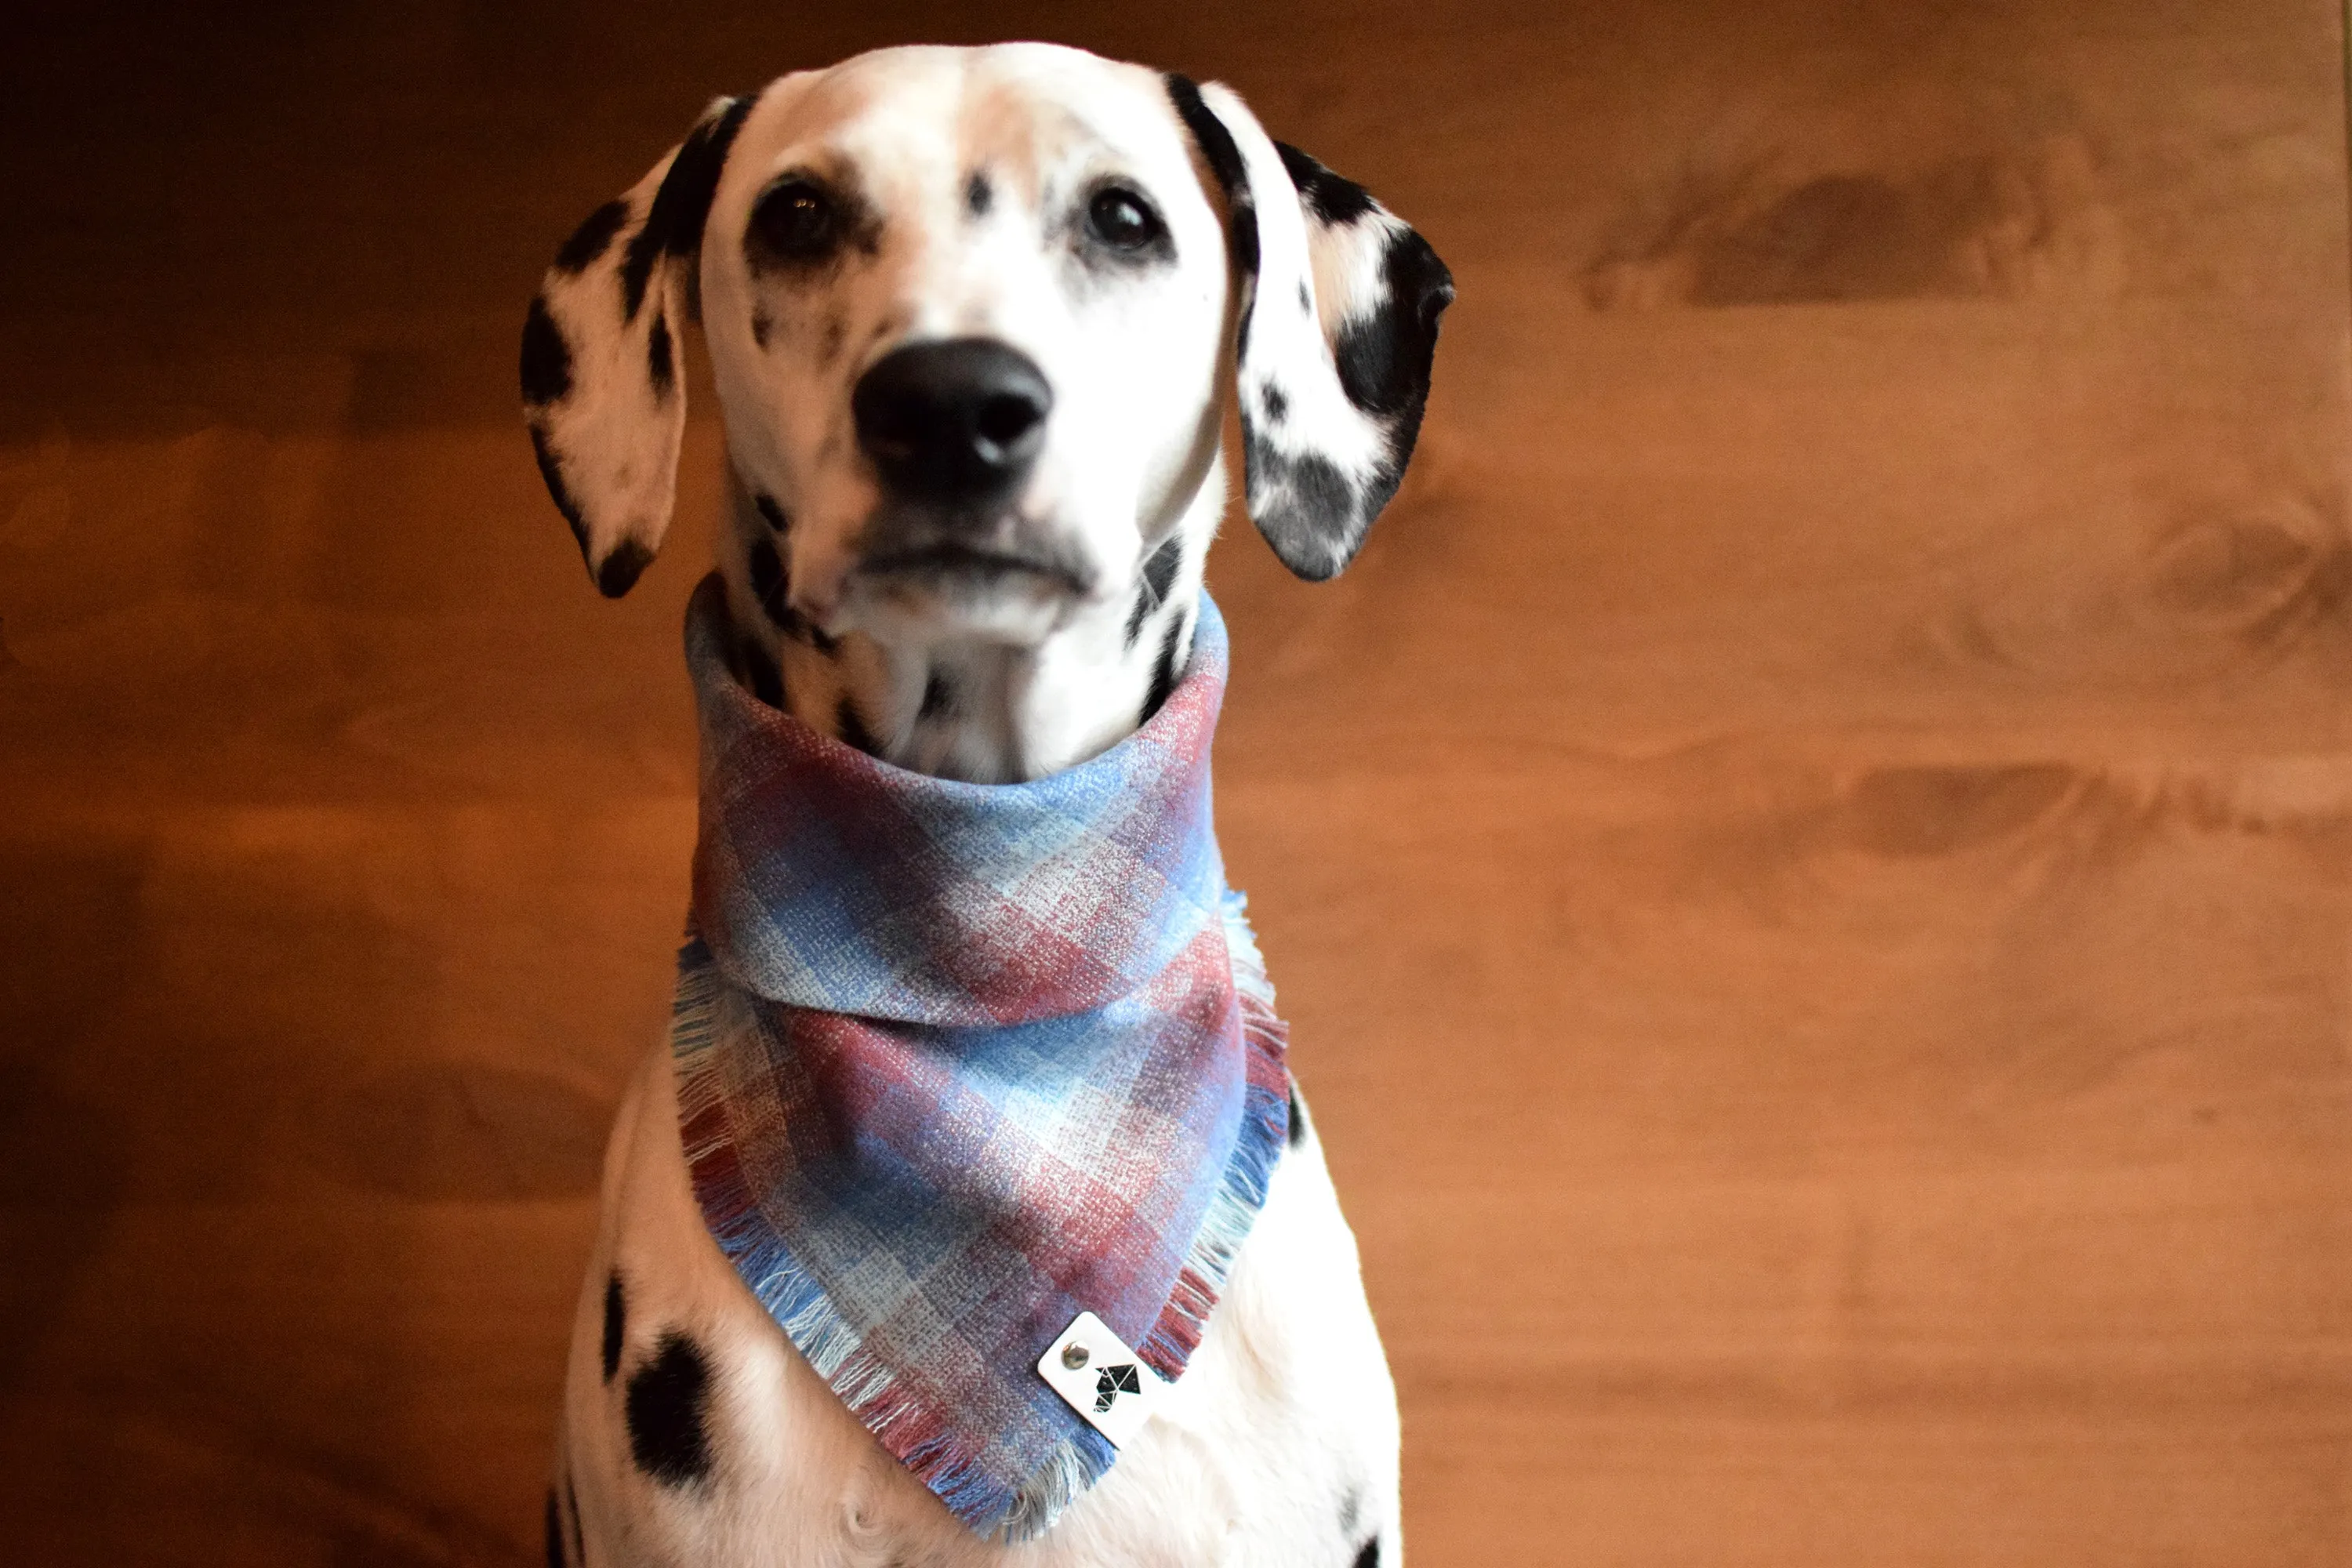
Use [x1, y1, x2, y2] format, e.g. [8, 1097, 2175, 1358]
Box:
[521, 42, 1450, 1568]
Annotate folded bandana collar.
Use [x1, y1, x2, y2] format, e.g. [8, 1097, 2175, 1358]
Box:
[672, 574, 1290, 1541]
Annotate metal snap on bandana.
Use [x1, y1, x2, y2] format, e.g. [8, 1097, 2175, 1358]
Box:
[1039, 1312, 1166, 1449]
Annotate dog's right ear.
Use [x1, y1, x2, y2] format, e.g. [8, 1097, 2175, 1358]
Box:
[521, 95, 753, 597]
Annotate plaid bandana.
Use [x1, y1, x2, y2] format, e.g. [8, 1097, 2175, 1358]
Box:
[670, 574, 1290, 1541]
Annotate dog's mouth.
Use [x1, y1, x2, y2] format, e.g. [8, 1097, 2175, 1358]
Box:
[813, 505, 1105, 646]
[851, 503, 1101, 601]
[857, 538, 1096, 598]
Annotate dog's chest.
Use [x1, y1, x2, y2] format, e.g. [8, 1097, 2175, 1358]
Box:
[560, 1044, 1397, 1568]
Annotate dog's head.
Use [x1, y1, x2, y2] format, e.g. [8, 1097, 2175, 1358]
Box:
[521, 43, 1451, 648]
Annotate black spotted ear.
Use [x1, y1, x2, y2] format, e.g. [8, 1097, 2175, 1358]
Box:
[1167, 77, 1454, 582]
[521, 95, 753, 597]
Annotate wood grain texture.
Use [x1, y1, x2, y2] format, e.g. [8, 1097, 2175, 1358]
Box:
[2, 2, 2347, 1563]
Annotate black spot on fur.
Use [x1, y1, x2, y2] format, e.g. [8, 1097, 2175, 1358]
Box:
[749, 536, 786, 606]
[620, 211, 664, 321]
[749, 535, 817, 644]
[751, 308, 772, 350]
[520, 296, 573, 407]
[1299, 281, 1312, 313]
[596, 538, 654, 599]
[1230, 208, 1261, 331]
[1141, 613, 1186, 725]
[1276, 142, 1377, 227]
[1126, 533, 1184, 645]
[647, 310, 675, 398]
[1245, 429, 1359, 581]
[528, 423, 586, 549]
[1287, 1084, 1308, 1148]
[820, 314, 846, 366]
[965, 171, 993, 217]
[1330, 228, 1454, 540]
[564, 1476, 584, 1567]
[1353, 1540, 1381, 1568]
[1283, 452, 1356, 533]
[1143, 537, 1184, 618]
[1167, 74, 1258, 289]
[920, 670, 954, 720]
[1260, 382, 1288, 424]
[743, 641, 784, 708]
[555, 198, 632, 274]
[742, 505, 836, 644]
[1334, 229, 1454, 421]
[601, 1272, 626, 1382]
[626, 1333, 715, 1487]
[622, 96, 754, 321]
[543, 1486, 564, 1568]
[837, 694, 879, 756]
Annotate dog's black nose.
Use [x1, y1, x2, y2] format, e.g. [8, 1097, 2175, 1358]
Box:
[852, 338, 1052, 502]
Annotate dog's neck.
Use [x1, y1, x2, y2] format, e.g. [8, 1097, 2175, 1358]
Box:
[727, 479, 1217, 784]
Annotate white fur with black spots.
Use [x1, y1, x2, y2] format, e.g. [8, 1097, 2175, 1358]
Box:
[523, 41, 1450, 1564]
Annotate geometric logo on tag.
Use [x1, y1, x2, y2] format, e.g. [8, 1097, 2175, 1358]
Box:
[1036, 1311, 1164, 1449]
[1092, 1361, 1143, 1412]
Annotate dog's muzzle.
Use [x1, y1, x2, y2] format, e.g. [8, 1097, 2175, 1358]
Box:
[850, 337, 1094, 596]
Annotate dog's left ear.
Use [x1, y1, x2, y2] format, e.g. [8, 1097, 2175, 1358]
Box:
[521, 95, 753, 597]
[1167, 76, 1454, 581]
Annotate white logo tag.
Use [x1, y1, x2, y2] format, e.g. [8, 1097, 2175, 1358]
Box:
[1036, 1311, 1165, 1449]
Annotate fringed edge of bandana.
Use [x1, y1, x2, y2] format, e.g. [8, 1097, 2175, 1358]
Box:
[673, 931, 1051, 1529]
[996, 890, 1294, 1541]
[670, 896, 1293, 1546]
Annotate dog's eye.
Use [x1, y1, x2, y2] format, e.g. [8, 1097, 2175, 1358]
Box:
[750, 178, 838, 262]
[1086, 187, 1164, 251]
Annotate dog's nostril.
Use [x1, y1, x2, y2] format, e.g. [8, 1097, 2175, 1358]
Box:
[852, 337, 1053, 502]
[975, 393, 1043, 452]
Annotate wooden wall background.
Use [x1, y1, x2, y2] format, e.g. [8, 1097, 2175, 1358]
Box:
[2, 2, 2348, 1563]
